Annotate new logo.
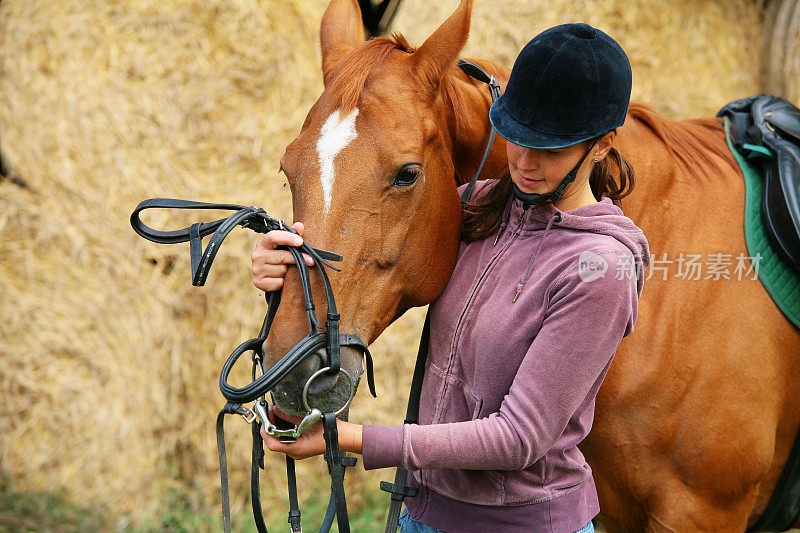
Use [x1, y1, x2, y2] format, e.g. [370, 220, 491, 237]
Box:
[578, 250, 608, 282]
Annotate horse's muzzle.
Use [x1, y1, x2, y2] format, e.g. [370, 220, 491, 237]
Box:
[270, 346, 364, 416]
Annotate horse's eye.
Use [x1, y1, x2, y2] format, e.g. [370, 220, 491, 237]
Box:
[392, 164, 421, 187]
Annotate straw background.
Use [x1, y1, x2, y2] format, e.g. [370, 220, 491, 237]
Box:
[0, 0, 794, 527]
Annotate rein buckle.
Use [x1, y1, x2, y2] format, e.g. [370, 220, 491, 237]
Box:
[235, 405, 257, 424]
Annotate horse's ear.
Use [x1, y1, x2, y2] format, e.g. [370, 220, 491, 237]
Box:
[320, 0, 365, 87]
[411, 0, 473, 92]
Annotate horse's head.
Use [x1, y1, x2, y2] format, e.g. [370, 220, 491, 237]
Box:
[265, 0, 507, 415]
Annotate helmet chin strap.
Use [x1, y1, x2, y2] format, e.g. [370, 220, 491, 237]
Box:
[511, 140, 598, 206]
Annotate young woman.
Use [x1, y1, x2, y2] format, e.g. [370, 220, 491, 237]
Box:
[252, 23, 649, 533]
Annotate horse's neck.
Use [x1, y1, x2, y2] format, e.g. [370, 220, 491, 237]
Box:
[445, 59, 510, 185]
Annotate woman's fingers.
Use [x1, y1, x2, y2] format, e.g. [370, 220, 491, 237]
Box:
[252, 260, 288, 292]
[261, 429, 298, 456]
[254, 229, 302, 251]
[286, 222, 314, 266]
[285, 222, 313, 266]
[251, 222, 315, 292]
[260, 410, 326, 461]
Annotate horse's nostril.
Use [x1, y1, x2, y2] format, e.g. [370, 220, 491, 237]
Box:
[272, 346, 364, 416]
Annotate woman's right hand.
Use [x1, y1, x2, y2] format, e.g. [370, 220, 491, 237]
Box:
[251, 222, 314, 292]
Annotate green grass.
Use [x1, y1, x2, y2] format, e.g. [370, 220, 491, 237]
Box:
[0, 482, 391, 532]
[132, 485, 389, 532]
[0, 487, 112, 533]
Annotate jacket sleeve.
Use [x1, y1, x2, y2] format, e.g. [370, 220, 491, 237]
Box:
[362, 250, 640, 471]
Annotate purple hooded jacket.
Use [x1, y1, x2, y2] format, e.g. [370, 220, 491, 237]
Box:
[363, 183, 650, 533]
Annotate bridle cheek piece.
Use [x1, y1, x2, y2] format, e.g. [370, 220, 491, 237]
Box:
[131, 198, 374, 533]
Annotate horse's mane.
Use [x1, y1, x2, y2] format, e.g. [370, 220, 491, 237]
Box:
[325, 32, 473, 128]
[627, 103, 737, 180]
[326, 33, 415, 114]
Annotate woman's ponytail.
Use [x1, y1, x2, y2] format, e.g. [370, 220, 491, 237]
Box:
[589, 146, 636, 206]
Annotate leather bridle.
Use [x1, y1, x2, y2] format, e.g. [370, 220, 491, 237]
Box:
[131, 198, 374, 533]
[128, 59, 499, 533]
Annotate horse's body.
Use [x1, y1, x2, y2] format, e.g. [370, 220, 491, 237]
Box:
[585, 106, 800, 531]
[266, 0, 800, 529]
[591, 107, 800, 531]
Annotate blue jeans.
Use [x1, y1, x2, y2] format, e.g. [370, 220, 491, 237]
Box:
[398, 508, 595, 533]
[398, 509, 445, 533]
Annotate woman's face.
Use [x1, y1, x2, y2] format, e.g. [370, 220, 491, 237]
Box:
[506, 140, 592, 195]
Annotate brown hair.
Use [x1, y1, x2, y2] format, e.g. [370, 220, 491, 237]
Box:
[461, 138, 636, 242]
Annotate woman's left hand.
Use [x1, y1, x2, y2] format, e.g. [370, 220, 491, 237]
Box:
[261, 406, 362, 461]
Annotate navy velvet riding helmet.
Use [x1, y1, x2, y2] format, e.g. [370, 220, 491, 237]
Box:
[489, 23, 632, 150]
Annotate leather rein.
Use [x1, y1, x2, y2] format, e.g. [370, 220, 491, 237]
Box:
[131, 198, 374, 533]
[128, 59, 499, 533]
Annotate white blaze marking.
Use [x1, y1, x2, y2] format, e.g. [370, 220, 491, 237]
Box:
[316, 108, 359, 214]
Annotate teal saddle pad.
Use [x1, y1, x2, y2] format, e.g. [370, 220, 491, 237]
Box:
[724, 120, 800, 329]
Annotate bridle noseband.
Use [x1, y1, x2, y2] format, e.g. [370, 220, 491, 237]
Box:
[131, 198, 374, 533]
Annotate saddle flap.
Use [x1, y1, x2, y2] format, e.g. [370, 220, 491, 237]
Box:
[764, 97, 800, 144]
[763, 143, 800, 272]
[717, 95, 760, 147]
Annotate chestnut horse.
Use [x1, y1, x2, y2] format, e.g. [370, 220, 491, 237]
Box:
[264, 0, 800, 529]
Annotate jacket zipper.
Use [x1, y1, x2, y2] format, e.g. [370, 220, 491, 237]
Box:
[517, 205, 528, 227]
[433, 210, 527, 422]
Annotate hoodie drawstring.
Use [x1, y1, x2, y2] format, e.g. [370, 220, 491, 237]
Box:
[513, 212, 562, 302]
[493, 219, 508, 246]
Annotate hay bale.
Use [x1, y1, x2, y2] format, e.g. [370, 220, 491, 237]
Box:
[396, 0, 764, 117]
[763, 0, 800, 104]
[0, 0, 766, 525]
[0, 0, 331, 519]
